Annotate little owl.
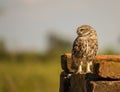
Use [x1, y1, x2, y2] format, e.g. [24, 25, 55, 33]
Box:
[71, 25, 98, 73]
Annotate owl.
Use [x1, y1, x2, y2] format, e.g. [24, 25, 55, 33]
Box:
[71, 25, 98, 74]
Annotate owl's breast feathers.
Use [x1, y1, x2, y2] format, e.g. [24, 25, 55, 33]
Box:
[72, 35, 98, 61]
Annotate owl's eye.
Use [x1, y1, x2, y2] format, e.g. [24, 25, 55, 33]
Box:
[81, 29, 85, 32]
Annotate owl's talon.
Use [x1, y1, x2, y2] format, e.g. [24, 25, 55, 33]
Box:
[76, 71, 84, 74]
[86, 61, 92, 73]
[86, 70, 92, 73]
[76, 64, 84, 74]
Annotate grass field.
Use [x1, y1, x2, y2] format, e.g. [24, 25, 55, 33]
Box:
[0, 61, 61, 92]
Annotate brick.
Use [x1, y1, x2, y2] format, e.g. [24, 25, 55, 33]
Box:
[60, 53, 120, 92]
[59, 71, 71, 92]
[94, 61, 120, 79]
[70, 73, 87, 92]
[69, 73, 120, 92]
[63, 53, 120, 61]
[61, 53, 120, 73]
[89, 81, 120, 92]
[61, 55, 74, 73]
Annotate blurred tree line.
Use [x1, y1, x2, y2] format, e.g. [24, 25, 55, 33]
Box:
[0, 33, 72, 62]
[0, 33, 119, 62]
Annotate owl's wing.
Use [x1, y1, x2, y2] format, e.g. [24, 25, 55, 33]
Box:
[71, 37, 86, 69]
[87, 38, 98, 60]
[72, 37, 87, 59]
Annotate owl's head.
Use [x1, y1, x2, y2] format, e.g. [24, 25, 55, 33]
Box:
[77, 25, 95, 36]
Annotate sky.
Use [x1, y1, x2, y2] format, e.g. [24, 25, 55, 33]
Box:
[0, 0, 120, 53]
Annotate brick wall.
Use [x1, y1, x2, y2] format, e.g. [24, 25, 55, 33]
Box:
[59, 53, 120, 92]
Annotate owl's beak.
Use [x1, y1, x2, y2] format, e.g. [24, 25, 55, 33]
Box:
[79, 33, 83, 36]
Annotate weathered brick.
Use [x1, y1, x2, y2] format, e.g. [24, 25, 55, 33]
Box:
[60, 53, 120, 92]
[69, 73, 120, 92]
[59, 71, 71, 92]
[89, 81, 120, 92]
[70, 73, 87, 92]
[94, 61, 120, 79]
[61, 53, 120, 73]
[61, 55, 74, 73]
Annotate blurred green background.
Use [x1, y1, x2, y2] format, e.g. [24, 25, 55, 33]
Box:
[0, 34, 71, 92]
[0, 33, 72, 92]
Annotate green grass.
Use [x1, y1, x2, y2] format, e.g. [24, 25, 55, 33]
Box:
[0, 61, 62, 92]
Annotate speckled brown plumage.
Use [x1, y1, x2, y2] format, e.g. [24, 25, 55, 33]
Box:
[71, 25, 98, 73]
